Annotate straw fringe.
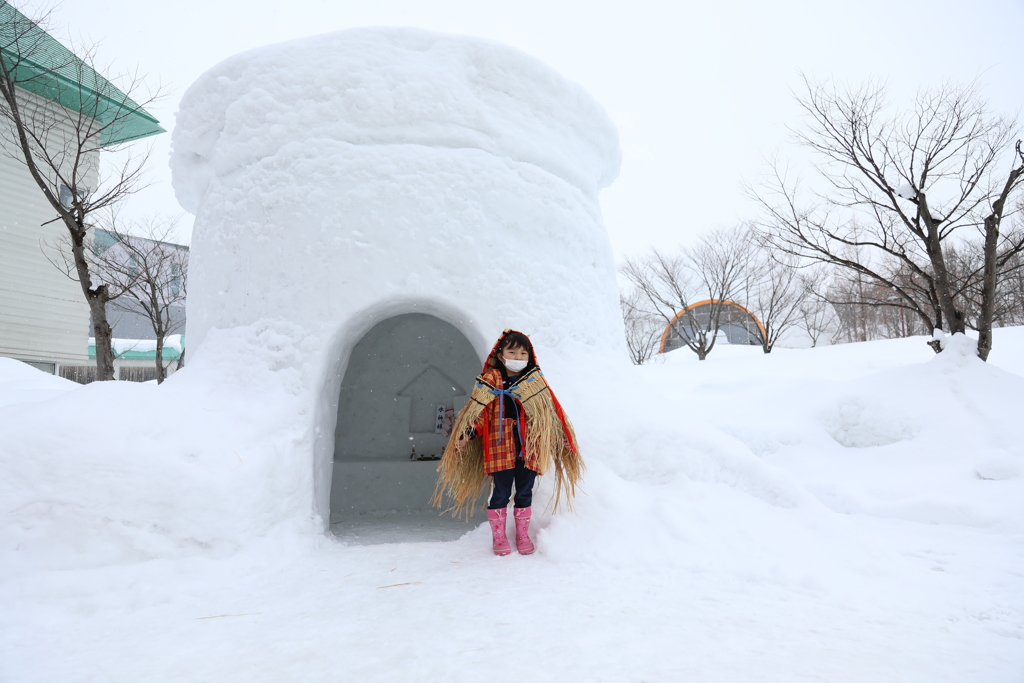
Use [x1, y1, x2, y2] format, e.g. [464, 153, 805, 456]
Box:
[519, 385, 583, 512]
[432, 370, 584, 519]
[430, 383, 490, 520]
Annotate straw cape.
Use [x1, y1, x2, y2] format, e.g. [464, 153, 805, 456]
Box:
[432, 330, 584, 519]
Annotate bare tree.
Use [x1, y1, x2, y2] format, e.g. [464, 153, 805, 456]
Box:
[813, 225, 1024, 344]
[743, 239, 807, 353]
[621, 249, 700, 354]
[0, 3, 163, 379]
[622, 227, 752, 360]
[619, 289, 662, 364]
[753, 78, 1024, 361]
[827, 270, 896, 343]
[983, 224, 1024, 327]
[899, 224, 1024, 336]
[977, 144, 1024, 358]
[92, 217, 188, 383]
[799, 299, 836, 348]
[794, 268, 837, 347]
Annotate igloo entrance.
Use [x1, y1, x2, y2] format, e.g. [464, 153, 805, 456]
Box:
[329, 313, 486, 543]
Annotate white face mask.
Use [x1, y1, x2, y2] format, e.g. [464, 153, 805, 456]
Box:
[503, 358, 528, 373]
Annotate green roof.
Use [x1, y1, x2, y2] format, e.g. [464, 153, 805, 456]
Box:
[0, 3, 164, 146]
[88, 338, 184, 361]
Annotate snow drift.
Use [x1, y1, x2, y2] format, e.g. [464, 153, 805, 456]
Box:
[4, 332, 1024, 681]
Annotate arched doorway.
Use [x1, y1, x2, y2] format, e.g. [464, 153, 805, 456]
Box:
[330, 313, 484, 542]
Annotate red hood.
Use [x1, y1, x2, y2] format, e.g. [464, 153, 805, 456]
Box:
[484, 328, 537, 373]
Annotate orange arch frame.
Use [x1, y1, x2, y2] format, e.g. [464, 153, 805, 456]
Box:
[657, 299, 767, 354]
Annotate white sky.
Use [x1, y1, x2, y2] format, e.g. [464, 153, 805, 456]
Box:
[26, 0, 1024, 258]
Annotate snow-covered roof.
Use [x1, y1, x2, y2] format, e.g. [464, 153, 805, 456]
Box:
[87, 335, 183, 361]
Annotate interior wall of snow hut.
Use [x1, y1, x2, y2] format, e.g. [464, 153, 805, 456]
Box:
[329, 313, 482, 522]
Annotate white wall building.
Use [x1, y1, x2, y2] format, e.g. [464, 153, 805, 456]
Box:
[0, 3, 164, 377]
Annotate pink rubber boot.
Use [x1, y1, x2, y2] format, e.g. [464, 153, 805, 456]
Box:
[514, 506, 535, 555]
[487, 508, 511, 556]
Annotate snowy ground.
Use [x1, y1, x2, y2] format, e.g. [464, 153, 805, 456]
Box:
[331, 510, 477, 545]
[3, 330, 1024, 682]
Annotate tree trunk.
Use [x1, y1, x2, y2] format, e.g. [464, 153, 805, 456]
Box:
[155, 334, 166, 384]
[978, 152, 1024, 361]
[977, 215, 1000, 361]
[919, 194, 964, 336]
[89, 299, 115, 380]
[70, 227, 116, 380]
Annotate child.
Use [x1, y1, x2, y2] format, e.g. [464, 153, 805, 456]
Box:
[433, 329, 583, 555]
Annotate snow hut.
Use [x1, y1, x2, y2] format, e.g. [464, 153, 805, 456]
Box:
[170, 28, 623, 531]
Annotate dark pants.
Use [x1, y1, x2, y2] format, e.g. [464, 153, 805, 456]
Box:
[488, 458, 537, 509]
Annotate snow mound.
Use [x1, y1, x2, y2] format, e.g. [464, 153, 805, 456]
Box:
[171, 27, 621, 212]
[932, 330, 979, 364]
[0, 358, 78, 408]
[821, 395, 921, 448]
[975, 451, 1021, 481]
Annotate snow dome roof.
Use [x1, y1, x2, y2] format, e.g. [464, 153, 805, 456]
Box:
[171, 28, 621, 212]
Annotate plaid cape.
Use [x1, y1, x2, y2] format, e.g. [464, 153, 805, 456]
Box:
[477, 366, 539, 474]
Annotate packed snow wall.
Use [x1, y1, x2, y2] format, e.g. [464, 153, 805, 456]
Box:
[170, 28, 624, 528]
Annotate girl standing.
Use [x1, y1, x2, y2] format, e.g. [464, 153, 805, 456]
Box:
[434, 329, 583, 555]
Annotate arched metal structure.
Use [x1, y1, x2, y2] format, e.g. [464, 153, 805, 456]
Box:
[658, 300, 766, 353]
